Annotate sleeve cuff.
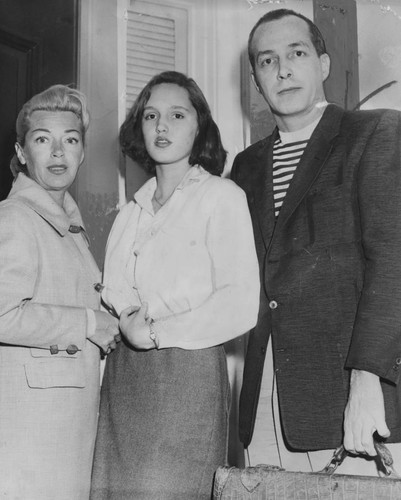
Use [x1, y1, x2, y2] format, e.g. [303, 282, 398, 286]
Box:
[86, 309, 96, 339]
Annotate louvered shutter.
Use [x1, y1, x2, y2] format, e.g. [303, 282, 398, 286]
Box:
[125, 1, 188, 111]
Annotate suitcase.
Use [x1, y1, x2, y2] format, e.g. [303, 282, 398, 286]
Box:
[213, 443, 401, 499]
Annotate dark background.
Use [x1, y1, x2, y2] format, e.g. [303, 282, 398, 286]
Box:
[0, 0, 79, 200]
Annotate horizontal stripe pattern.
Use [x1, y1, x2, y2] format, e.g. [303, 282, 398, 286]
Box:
[273, 138, 308, 217]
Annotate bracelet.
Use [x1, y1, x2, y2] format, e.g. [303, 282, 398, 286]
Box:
[149, 321, 159, 349]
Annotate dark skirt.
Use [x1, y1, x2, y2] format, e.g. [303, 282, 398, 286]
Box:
[90, 338, 230, 500]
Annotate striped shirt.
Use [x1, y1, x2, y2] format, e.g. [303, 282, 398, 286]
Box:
[273, 139, 307, 217]
[272, 110, 327, 218]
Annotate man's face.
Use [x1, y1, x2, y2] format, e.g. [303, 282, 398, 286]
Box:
[250, 15, 330, 129]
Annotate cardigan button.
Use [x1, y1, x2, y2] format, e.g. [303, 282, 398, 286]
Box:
[396, 358, 401, 365]
[269, 300, 278, 310]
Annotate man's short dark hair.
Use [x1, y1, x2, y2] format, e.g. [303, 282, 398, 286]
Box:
[248, 9, 327, 72]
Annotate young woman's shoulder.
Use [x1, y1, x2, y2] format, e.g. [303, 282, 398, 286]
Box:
[203, 173, 247, 201]
[112, 199, 139, 228]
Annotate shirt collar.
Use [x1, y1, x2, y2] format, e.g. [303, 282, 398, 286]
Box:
[8, 173, 86, 237]
[278, 102, 328, 145]
[134, 165, 206, 211]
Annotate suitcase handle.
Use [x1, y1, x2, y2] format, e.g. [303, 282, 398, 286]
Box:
[322, 441, 400, 479]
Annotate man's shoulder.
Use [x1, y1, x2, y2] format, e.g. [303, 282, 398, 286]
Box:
[231, 131, 277, 188]
[232, 134, 274, 175]
[317, 105, 401, 143]
[235, 135, 273, 161]
[340, 107, 401, 129]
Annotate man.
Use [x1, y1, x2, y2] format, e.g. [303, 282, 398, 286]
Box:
[231, 8, 401, 474]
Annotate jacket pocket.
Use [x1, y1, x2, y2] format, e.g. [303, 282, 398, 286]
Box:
[24, 358, 86, 388]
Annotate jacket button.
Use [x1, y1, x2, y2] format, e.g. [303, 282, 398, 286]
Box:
[50, 345, 59, 355]
[66, 345, 79, 355]
[68, 225, 82, 233]
[269, 300, 278, 310]
[261, 346, 266, 354]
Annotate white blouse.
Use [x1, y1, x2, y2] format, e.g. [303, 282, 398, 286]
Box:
[102, 166, 260, 350]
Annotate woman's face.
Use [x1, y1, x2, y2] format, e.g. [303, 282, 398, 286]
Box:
[142, 83, 198, 169]
[15, 110, 84, 204]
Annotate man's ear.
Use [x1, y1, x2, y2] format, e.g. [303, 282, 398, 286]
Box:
[251, 72, 261, 94]
[320, 53, 331, 82]
[15, 143, 26, 165]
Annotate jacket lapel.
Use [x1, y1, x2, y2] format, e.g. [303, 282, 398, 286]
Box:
[273, 105, 344, 237]
[253, 130, 278, 250]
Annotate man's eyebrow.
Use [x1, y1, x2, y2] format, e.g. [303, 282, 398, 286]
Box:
[256, 41, 311, 59]
[256, 49, 275, 60]
[288, 41, 310, 49]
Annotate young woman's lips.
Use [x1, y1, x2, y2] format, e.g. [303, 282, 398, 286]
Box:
[47, 164, 68, 174]
[155, 137, 171, 148]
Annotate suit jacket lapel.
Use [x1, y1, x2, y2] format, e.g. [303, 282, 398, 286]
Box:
[273, 105, 344, 236]
[253, 130, 278, 250]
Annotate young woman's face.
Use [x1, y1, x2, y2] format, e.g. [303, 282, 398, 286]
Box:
[142, 83, 199, 168]
[15, 110, 84, 204]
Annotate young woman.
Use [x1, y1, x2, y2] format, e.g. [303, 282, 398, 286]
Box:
[90, 71, 259, 499]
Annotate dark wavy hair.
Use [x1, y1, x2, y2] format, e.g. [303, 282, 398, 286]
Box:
[119, 71, 227, 176]
[248, 9, 327, 73]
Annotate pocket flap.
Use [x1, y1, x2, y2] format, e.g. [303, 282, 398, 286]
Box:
[24, 358, 86, 388]
[30, 347, 79, 358]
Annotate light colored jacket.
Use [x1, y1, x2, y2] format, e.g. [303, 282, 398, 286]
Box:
[0, 173, 101, 499]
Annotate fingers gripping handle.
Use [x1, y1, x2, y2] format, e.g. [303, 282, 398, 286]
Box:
[321, 442, 401, 479]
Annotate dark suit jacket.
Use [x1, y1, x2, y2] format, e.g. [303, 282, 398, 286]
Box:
[232, 104, 401, 451]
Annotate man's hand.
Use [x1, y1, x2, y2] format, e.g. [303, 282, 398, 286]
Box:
[344, 369, 390, 455]
[119, 303, 154, 350]
[89, 310, 120, 354]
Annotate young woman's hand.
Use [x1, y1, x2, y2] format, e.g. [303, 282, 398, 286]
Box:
[89, 311, 120, 354]
[119, 303, 155, 350]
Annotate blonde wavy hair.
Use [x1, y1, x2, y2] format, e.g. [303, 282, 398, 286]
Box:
[11, 85, 90, 177]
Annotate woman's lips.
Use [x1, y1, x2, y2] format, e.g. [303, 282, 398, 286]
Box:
[155, 137, 171, 147]
[47, 164, 68, 174]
